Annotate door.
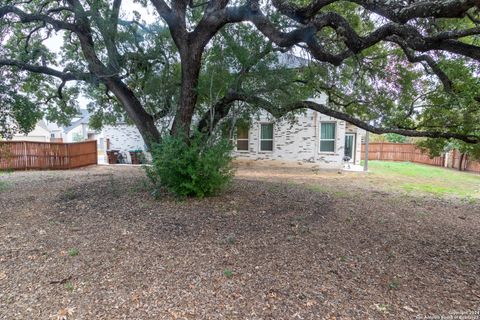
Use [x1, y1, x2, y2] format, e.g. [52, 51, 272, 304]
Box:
[344, 134, 355, 162]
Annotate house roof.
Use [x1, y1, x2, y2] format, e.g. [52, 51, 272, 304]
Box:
[36, 120, 50, 132]
[64, 109, 90, 133]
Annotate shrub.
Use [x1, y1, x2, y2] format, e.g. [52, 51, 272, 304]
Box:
[385, 133, 407, 143]
[146, 132, 234, 198]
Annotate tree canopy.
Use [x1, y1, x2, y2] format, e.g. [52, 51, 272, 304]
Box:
[0, 0, 479, 146]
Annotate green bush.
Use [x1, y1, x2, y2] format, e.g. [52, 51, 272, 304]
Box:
[385, 133, 407, 143]
[146, 132, 234, 198]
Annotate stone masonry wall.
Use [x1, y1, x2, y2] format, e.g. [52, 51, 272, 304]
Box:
[103, 111, 365, 167]
[233, 109, 351, 168]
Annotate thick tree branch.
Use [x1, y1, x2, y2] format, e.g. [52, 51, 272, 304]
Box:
[197, 45, 278, 133]
[391, 37, 453, 93]
[220, 6, 480, 65]
[65, 0, 162, 144]
[197, 90, 243, 134]
[0, 5, 78, 32]
[150, 0, 187, 49]
[271, 0, 479, 24]
[0, 59, 93, 82]
[200, 91, 479, 144]
[286, 101, 480, 144]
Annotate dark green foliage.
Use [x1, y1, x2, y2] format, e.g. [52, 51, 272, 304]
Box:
[146, 133, 234, 198]
[385, 133, 407, 143]
[0, 78, 42, 139]
[0, 0, 479, 148]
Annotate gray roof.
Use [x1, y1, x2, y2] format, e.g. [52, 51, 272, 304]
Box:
[64, 109, 90, 133]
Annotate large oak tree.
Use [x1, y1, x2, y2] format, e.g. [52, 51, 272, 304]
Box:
[0, 0, 479, 145]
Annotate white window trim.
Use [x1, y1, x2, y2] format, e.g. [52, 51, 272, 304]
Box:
[319, 121, 337, 154]
[259, 122, 274, 152]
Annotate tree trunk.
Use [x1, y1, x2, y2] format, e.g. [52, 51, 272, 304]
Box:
[171, 47, 203, 137]
[458, 152, 465, 171]
[104, 77, 161, 149]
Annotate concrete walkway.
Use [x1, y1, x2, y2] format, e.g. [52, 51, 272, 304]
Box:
[342, 164, 365, 172]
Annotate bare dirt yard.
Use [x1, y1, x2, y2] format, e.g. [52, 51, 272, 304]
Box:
[0, 161, 479, 319]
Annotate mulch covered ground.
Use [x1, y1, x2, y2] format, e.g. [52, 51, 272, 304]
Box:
[0, 163, 479, 319]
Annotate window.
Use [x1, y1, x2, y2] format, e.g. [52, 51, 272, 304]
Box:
[260, 123, 274, 151]
[236, 126, 249, 151]
[319, 122, 336, 153]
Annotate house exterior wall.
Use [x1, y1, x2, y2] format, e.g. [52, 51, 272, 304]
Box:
[102, 110, 365, 168]
[103, 117, 172, 154]
[345, 123, 365, 165]
[103, 124, 147, 152]
[233, 109, 351, 168]
[102, 124, 149, 163]
[64, 125, 84, 142]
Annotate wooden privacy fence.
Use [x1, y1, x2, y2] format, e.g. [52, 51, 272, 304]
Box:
[0, 140, 97, 170]
[361, 142, 480, 173]
[449, 149, 480, 173]
[361, 143, 445, 166]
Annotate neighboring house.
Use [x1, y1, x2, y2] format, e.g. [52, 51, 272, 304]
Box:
[62, 109, 100, 143]
[10, 110, 102, 143]
[12, 120, 51, 142]
[11, 110, 107, 163]
[60, 109, 107, 163]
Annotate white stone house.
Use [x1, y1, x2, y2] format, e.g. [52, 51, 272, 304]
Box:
[231, 109, 365, 168]
[103, 107, 365, 168]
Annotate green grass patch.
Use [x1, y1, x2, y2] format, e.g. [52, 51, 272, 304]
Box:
[366, 161, 480, 199]
[67, 248, 79, 257]
[64, 282, 74, 291]
[401, 183, 470, 197]
[223, 268, 234, 278]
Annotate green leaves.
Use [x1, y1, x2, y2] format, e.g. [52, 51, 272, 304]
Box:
[0, 76, 42, 138]
[146, 132, 234, 198]
[0, 0, 479, 148]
